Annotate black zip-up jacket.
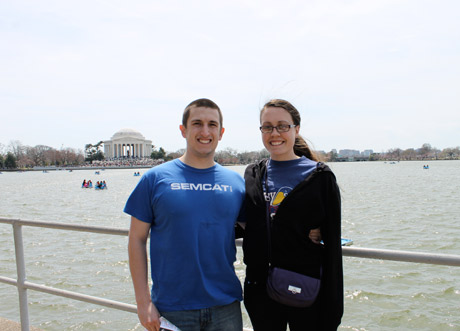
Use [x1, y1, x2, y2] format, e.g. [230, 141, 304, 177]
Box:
[243, 160, 343, 330]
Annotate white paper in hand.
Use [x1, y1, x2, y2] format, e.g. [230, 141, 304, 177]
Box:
[159, 316, 181, 331]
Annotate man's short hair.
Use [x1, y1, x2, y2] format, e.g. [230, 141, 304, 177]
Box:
[182, 98, 223, 128]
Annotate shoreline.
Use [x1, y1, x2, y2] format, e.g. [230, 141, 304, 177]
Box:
[0, 165, 155, 172]
[0, 159, 457, 173]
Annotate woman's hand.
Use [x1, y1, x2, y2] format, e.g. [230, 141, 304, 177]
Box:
[309, 227, 322, 244]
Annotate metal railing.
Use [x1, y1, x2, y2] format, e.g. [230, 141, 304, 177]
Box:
[1, 217, 459, 331]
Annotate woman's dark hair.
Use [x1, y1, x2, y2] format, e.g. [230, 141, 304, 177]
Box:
[261, 99, 320, 161]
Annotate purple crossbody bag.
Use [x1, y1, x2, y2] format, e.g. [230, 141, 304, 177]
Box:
[264, 162, 321, 307]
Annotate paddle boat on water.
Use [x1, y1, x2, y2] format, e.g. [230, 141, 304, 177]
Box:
[423, 165, 429, 169]
[94, 181, 107, 190]
[81, 180, 93, 188]
[134, 172, 141, 176]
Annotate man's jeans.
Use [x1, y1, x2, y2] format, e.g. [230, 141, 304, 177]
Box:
[160, 300, 242, 331]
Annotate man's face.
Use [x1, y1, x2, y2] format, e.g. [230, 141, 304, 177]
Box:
[180, 106, 224, 159]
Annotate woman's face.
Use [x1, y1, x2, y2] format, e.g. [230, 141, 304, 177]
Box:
[260, 106, 300, 161]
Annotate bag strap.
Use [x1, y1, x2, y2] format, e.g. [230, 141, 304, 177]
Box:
[263, 160, 273, 266]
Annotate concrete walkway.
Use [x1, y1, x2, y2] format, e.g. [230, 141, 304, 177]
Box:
[0, 317, 42, 330]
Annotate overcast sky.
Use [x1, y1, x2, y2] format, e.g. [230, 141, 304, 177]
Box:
[1, 0, 459, 154]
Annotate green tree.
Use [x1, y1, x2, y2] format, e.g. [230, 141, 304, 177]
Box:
[85, 141, 105, 163]
[368, 153, 380, 161]
[151, 147, 166, 160]
[96, 150, 104, 161]
[4, 152, 17, 169]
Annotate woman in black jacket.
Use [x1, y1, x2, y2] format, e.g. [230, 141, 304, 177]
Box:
[243, 99, 343, 331]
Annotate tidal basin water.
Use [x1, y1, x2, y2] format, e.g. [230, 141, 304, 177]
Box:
[1, 161, 459, 330]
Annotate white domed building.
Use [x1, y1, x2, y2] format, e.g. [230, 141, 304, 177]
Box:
[103, 128, 153, 159]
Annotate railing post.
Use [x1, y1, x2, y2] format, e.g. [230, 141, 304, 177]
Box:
[13, 222, 30, 331]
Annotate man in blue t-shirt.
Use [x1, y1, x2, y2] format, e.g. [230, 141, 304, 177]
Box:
[124, 98, 245, 331]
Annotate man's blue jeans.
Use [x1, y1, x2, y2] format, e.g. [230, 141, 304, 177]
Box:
[160, 300, 242, 331]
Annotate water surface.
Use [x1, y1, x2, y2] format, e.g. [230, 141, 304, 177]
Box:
[1, 161, 459, 330]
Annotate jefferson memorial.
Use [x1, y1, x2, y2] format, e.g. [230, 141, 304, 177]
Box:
[103, 128, 153, 158]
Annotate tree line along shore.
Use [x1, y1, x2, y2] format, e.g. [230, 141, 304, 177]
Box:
[1, 141, 459, 170]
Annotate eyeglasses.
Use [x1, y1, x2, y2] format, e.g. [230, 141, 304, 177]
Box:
[259, 124, 297, 134]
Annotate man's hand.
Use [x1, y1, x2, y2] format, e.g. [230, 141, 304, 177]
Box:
[138, 301, 161, 331]
[129, 217, 160, 331]
[309, 227, 321, 244]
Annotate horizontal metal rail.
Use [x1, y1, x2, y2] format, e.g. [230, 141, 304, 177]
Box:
[237, 239, 460, 266]
[1, 217, 459, 331]
[0, 218, 129, 236]
[0, 275, 137, 313]
[342, 246, 460, 266]
[2, 218, 459, 268]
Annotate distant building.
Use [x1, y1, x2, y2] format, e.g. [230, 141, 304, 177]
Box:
[333, 149, 374, 161]
[338, 149, 360, 157]
[362, 149, 373, 157]
[103, 128, 153, 158]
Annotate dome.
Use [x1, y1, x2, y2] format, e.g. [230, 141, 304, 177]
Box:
[111, 128, 146, 140]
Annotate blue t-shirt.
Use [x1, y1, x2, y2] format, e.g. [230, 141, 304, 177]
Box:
[265, 156, 317, 218]
[124, 159, 245, 312]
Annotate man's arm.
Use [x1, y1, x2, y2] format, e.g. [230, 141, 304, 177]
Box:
[128, 216, 161, 331]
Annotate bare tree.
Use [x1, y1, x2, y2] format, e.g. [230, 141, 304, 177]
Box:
[215, 148, 239, 165]
[418, 143, 433, 159]
[401, 148, 416, 160]
[28, 145, 53, 166]
[9, 140, 25, 160]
